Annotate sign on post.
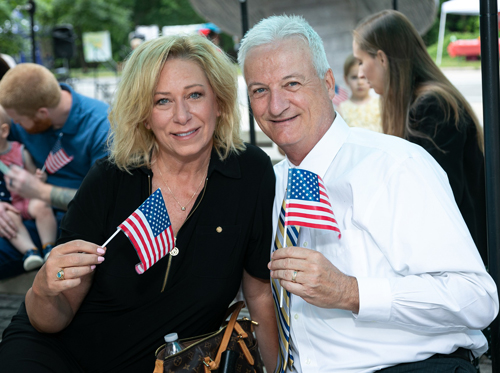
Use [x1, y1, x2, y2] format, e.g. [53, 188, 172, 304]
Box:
[82, 31, 112, 62]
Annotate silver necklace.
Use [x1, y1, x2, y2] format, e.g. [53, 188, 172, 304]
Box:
[157, 156, 208, 211]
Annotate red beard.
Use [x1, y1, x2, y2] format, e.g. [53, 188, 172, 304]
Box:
[25, 116, 52, 134]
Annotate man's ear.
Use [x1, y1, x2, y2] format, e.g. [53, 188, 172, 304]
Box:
[36, 107, 50, 119]
[377, 50, 389, 70]
[325, 69, 336, 101]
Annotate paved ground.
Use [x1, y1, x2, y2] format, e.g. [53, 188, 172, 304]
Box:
[0, 293, 24, 338]
[0, 68, 494, 373]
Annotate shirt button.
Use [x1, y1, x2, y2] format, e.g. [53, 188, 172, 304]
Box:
[306, 358, 311, 365]
[303, 241, 308, 247]
[294, 314, 299, 320]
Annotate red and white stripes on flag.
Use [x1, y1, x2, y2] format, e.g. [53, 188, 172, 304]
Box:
[118, 188, 175, 274]
[285, 168, 341, 239]
[44, 135, 74, 174]
[332, 84, 349, 107]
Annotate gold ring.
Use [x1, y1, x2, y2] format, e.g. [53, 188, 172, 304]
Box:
[292, 270, 297, 283]
[56, 269, 65, 280]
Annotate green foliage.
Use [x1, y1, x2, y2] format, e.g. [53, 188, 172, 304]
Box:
[1, 0, 231, 68]
[50, 0, 132, 62]
[422, 0, 480, 46]
[0, 1, 24, 56]
[0, 24, 24, 57]
[132, 0, 205, 27]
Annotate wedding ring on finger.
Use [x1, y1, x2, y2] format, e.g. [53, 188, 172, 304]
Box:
[9, 179, 12, 187]
[56, 269, 65, 281]
[292, 270, 298, 283]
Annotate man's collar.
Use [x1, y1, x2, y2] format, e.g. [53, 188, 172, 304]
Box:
[290, 113, 350, 179]
[59, 83, 79, 135]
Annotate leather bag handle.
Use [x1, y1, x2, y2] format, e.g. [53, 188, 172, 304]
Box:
[203, 301, 245, 371]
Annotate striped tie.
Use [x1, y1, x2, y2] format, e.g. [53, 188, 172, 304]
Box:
[272, 198, 300, 373]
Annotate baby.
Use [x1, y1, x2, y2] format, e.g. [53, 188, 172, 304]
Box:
[0, 105, 57, 271]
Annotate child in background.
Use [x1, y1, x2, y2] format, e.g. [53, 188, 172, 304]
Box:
[337, 54, 382, 132]
[0, 105, 57, 271]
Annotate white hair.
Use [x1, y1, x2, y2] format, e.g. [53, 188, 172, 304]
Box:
[237, 14, 330, 79]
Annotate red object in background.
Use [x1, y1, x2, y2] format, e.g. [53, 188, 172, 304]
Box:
[447, 38, 500, 58]
[198, 29, 210, 36]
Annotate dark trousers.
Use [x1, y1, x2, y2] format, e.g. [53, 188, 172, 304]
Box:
[0, 302, 85, 373]
[379, 350, 477, 373]
[0, 211, 64, 280]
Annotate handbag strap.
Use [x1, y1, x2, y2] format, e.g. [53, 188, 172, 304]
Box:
[203, 301, 245, 371]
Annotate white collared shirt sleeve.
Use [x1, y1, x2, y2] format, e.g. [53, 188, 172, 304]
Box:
[354, 153, 498, 331]
[279, 114, 498, 372]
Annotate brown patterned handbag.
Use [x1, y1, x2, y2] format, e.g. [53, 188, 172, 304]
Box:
[153, 301, 265, 373]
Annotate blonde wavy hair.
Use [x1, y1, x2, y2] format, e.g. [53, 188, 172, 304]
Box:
[108, 34, 244, 171]
[353, 10, 483, 152]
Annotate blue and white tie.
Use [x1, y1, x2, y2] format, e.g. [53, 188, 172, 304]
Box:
[272, 198, 300, 373]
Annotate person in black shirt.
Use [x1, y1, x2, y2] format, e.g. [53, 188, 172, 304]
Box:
[353, 10, 487, 265]
[0, 34, 278, 372]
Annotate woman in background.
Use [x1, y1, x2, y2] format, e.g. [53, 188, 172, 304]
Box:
[353, 10, 487, 265]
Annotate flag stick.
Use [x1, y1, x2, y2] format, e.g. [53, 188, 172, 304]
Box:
[102, 228, 120, 247]
[40, 164, 46, 173]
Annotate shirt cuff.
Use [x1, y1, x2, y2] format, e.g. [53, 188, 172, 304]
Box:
[354, 277, 392, 322]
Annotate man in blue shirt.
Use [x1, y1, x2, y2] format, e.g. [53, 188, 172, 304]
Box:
[0, 63, 110, 279]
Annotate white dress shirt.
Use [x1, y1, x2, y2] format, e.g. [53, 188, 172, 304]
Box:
[271, 114, 499, 373]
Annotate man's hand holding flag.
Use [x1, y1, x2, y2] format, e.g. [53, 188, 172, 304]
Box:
[277, 168, 341, 306]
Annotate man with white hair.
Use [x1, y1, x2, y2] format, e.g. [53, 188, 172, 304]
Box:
[238, 14, 498, 373]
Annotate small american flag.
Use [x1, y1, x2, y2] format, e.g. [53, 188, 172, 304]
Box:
[119, 188, 175, 274]
[285, 168, 341, 238]
[44, 135, 74, 174]
[332, 84, 349, 107]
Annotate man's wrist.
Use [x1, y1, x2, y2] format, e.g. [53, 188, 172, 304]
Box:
[344, 276, 360, 313]
[39, 182, 53, 204]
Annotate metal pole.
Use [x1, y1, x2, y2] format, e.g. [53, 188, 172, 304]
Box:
[27, 0, 36, 63]
[479, 0, 500, 371]
[239, 0, 256, 146]
[392, 0, 398, 11]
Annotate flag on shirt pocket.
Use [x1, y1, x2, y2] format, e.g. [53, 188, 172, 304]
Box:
[44, 135, 74, 174]
[285, 168, 341, 239]
[118, 188, 175, 274]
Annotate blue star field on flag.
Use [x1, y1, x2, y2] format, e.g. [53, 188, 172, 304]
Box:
[285, 168, 341, 238]
[119, 188, 175, 274]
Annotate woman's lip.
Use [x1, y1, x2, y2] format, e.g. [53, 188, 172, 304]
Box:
[172, 128, 199, 138]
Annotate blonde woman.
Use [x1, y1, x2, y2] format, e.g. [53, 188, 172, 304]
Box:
[0, 35, 278, 372]
[353, 10, 486, 264]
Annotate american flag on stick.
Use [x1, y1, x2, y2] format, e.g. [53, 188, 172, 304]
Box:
[118, 188, 175, 274]
[285, 168, 341, 239]
[332, 84, 349, 107]
[44, 134, 74, 174]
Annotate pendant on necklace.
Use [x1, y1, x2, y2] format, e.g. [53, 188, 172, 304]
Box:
[170, 247, 179, 256]
[181, 207, 186, 211]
